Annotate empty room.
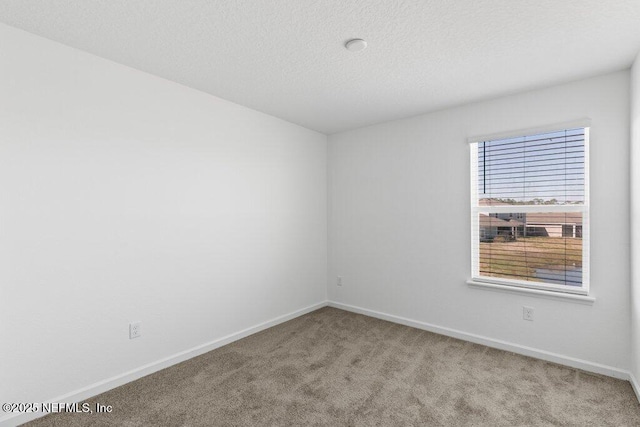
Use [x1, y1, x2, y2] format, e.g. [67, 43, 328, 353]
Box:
[3, 1, 640, 426]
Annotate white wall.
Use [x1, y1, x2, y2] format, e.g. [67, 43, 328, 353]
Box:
[631, 53, 640, 387]
[329, 71, 630, 371]
[0, 23, 327, 409]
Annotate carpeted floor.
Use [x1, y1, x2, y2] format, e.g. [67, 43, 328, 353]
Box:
[24, 307, 640, 426]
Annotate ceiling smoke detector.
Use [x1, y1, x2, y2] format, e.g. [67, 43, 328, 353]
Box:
[345, 39, 367, 52]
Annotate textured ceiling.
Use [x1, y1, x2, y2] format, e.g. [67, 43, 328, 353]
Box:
[1, 1, 640, 134]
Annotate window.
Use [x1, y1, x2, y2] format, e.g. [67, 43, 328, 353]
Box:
[470, 127, 589, 295]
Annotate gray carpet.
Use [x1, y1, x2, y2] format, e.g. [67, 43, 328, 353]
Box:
[24, 307, 640, 426]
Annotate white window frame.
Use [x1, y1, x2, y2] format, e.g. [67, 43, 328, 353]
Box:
[469, 126, 590, 296]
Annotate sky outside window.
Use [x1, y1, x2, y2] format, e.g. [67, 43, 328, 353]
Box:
[478, 128, 585, 205]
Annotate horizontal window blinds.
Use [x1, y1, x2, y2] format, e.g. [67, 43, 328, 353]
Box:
[478, 128, 585, 205]
[470, 127, 589, 294]
[477, 213, 583, 286]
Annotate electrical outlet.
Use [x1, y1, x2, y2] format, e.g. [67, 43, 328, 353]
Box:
[337, 276, 343, 287]
[129, 321, 142, 339]
[523, 307, 534, 321]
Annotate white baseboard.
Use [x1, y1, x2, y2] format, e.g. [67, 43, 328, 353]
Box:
[328, 301, 633, 382]
[630, 373, 640, 403]
[0, 301, 328, 427]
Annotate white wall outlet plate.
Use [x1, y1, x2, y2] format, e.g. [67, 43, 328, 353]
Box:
[523, 307, 534, 321]
[129, 321, 142, 339]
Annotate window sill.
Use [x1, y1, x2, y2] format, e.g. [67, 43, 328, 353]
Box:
[466, 279, 595, 304]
